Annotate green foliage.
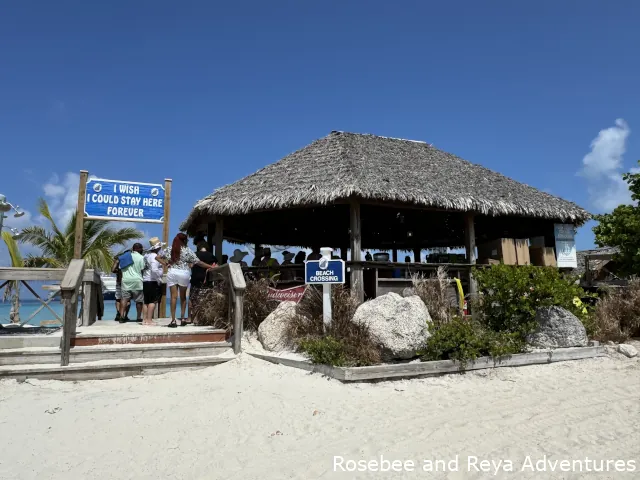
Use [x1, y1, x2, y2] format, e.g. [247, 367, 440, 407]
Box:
[419, 318, 524, 370]
[473, 264, 592, 337]
[593, 161, 640, 276]
[19, 198, 142, 272]
[298, 336, 347, 367]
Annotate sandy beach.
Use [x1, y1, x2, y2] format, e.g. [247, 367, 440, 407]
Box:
[0, 342, 638, 480]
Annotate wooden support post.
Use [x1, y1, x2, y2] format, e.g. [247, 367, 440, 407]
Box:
[350, 200, 364, 303]
[73, 170, 89, 259]
[413, 248, 421, 263]
[214, 216, 224, 262]
[159, 178, 172, 318]
[392, 248, 398, 263]
[341, 245, 348, 261]
[60, 259, 85, 366]
[464, 213, 478, 306]
[207, 222, 215, 253]
[81, 281, 94, 326]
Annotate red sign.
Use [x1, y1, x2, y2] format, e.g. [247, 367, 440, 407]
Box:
[267, 285, 308, 303]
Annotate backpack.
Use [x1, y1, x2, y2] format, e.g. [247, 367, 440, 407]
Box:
[118, 251, 134, 269]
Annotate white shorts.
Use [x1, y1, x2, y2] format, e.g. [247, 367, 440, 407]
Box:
[167, 268, 191, 288]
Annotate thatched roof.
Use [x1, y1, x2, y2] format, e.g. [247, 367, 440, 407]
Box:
[181, 131, 589, 232]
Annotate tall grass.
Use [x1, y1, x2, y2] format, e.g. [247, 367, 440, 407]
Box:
[410, 267, 457, 328]
[592, 279, 640, 342]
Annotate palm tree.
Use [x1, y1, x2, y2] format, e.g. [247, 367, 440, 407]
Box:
[19, 198, 143, 272]
[2, 230, 24, 323]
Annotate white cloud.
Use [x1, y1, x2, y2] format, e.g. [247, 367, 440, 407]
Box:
[42, 172, 80, 227]
[578, 119, 633, 212]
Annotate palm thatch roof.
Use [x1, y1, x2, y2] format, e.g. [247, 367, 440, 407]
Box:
[181, 131, 589, 233]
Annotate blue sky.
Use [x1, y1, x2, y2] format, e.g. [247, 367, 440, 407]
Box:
[1, 0, 639, 266]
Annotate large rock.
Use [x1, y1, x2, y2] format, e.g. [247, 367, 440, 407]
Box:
[526, 306, 588, 348]
[258, 301, 297, 351]
[618, 344, 638, 358]
[352, 293, 432, 360]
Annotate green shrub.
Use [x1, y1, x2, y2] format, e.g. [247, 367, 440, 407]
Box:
[473, 264, 593, 337]
[419, 317, 525, 370]
[298, 336, 347, 367]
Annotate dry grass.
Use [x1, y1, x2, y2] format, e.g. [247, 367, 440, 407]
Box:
[285, 285, 382, 366]
[411, 267, 457, 328]
[190, 282, 230, 329]
[592, 279, 640, 342]
[189, 277, 279, 331]
[243, 277, 279, 331]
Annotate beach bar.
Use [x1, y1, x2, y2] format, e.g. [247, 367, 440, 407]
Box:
[181, 132, 590, 301]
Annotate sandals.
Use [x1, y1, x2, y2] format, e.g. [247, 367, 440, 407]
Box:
[167, 320, 178, 328]
[180, 319, 193, 327]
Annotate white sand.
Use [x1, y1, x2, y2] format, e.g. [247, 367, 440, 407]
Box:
[0, 343, 638, 480]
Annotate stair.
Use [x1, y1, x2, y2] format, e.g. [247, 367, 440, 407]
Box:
[0, 354, 233, 381]
[0, 341, 232, 366]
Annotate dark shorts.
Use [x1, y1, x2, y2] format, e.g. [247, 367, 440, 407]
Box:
[143, 281, 162, 305]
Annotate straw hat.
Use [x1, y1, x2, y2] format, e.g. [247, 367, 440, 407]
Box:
[230, 249, 249, 263]
[148, 237, 163, 250]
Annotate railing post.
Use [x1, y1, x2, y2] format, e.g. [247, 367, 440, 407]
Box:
[227, 263, 246, 354]
[59, 259, 86, 366]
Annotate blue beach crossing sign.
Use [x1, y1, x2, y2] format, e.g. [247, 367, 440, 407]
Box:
[84, 178, 165, 223]
[305, 258, 346, 284]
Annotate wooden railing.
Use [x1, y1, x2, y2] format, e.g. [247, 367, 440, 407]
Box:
[207, 262, 246, 354]
[0, 264, 103, 366]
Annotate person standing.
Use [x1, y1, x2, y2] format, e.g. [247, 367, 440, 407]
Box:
[167, 233, 215, 328]
[119, 243, 146, 323]
[141, 237, 167, 326]
[189, 241, 217, 325]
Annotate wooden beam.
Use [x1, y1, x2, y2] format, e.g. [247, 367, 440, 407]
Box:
[207, 222, 215, 252]
[159, 178, 172, 318]
[0, 267, 99, 282]
[60, 259, 85, 366]
[73, 170, 89, 259]
[413, 248, 421, 263]
[464, 213, 477, 297]
[214, 216, 224, 262]
[350, 200, 364, 302]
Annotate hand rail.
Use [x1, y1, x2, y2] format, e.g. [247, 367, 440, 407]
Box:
[60, 259, 86, 366]
[206, 263, 246, 354]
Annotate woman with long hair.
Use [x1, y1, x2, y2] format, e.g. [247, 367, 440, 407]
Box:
[167, 233, 215, 328]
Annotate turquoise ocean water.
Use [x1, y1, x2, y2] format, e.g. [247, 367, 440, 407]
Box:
[0, 298, 174, 325]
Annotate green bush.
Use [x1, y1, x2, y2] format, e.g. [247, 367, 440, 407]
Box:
[473, 264, 592, 337]
[419, 317, 524, 370]
[298, 336, 347, 367]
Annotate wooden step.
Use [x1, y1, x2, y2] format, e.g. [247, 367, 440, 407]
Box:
[0, 355, 234, 381]
[72, 329, 228, 346]
[0, 342, 232, 366]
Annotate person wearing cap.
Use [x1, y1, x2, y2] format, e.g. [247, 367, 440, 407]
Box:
[141, 237, 167, 325]
[119, 243, 146, 322]
[279, 251, 295, 281]
[229, 249, 249, 267]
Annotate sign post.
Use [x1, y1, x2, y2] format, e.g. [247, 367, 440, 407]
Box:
[304, 247, 345, 330]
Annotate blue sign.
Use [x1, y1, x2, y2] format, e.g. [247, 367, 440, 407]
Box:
[305, 259, 345, 284]
[84, 178, 165, 223]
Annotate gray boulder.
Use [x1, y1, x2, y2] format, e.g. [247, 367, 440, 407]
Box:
[526, 306, 588, 348]
[352, 292, 432, 360]
[618, 344, 638, 358]
[257, 301, 297, 351]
